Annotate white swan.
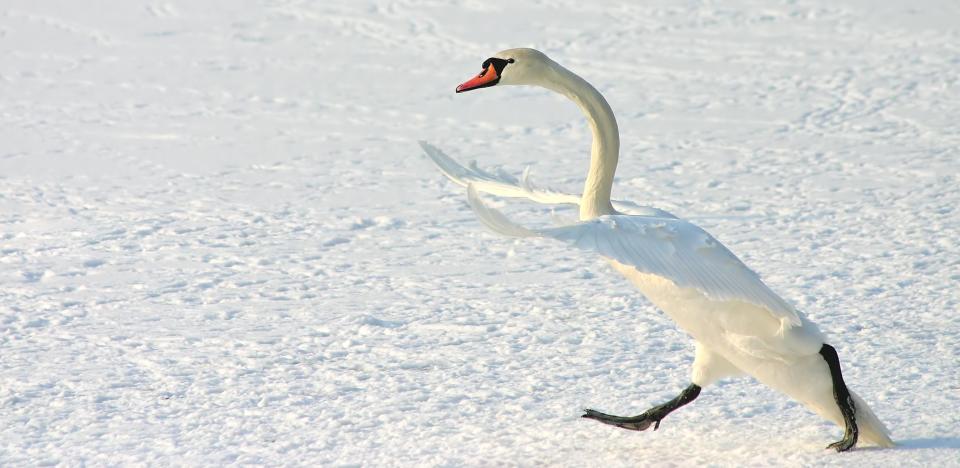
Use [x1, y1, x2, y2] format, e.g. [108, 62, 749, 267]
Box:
[420, 48, 894, 451]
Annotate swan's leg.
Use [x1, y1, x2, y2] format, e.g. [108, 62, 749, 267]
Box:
[582, 384, 701, 431]
[819, 343, 858, 452]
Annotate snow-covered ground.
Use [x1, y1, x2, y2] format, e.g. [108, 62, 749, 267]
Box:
[2, 0, 959, 465]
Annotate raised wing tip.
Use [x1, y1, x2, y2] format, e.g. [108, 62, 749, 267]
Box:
[419, 141, 473, 188]
[466, 184, 537, 238]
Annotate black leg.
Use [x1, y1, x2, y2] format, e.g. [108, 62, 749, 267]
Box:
[582, 384, 701, 431]
[819, 343, 858, 452]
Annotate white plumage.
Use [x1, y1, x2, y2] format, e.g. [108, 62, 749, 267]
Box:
[466, 183, 799, 330]
[424, 47, 894, 449]
[420, 141, 676, 218]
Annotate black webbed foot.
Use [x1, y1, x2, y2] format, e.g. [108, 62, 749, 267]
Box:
[825, 422, 858, 452]
[826, 434, 857, 452]
[820, 344, 859, 452]
[582, 384, 701, 432]
[581, 408, 665, 431]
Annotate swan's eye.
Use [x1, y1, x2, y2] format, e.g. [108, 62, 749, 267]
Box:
[484, 57, 513, 76]
[477, 59, 492, 77]
[507, 58, 515, 63]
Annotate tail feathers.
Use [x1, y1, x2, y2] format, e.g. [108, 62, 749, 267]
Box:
[810, 390, 895, 448]
[851, 391, 896, 448]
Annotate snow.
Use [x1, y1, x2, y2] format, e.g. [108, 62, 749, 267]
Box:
[1, 0, 958, 465]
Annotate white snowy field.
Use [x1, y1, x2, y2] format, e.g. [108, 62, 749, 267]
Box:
[2, 0, 959, 465]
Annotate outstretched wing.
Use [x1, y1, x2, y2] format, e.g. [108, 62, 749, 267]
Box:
[420, 141, 676, 218]
[466, 185, 802, 329]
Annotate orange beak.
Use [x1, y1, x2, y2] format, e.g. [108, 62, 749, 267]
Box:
[456, 63, 499, 93]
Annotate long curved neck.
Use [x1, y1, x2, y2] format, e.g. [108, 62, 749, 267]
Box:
[541, 62, 619, 220]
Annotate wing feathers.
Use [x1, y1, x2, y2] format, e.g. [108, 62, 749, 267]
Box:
[465, 184, 538, 238]
[421, 141, 580, 205]
[465, 186, 802, 328]
[420, 141, 677, 218]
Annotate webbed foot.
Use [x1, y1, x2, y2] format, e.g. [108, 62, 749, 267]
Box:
[819, 344, 859, 452]
[581, 384, 701, 432]
[581, 408, 664, 431]
[826, 433, 857, 452]
[826, 422, 858, 452]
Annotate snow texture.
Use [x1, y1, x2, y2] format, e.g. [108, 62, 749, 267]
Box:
[2, 0, 959, 466]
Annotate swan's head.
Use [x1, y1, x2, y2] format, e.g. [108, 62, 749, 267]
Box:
[455, 48, 554, 93]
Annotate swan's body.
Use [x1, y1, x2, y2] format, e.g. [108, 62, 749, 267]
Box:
[422, 48, 893, 450]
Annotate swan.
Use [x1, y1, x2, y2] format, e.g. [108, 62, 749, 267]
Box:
[420, 48, 894, 451]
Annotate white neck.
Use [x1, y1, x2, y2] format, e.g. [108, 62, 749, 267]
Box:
[540, 62, 619, 220]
